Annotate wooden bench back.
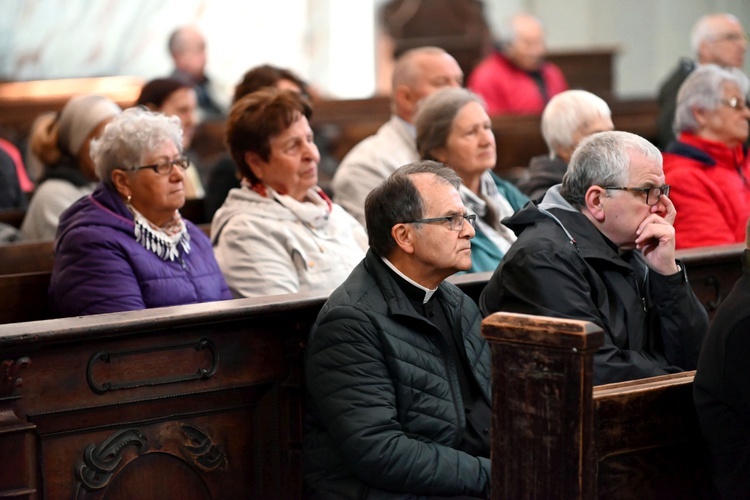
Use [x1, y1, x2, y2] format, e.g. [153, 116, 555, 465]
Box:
[0, 240, 54, 274]
[0, 244, 743, 326]
[483, 312, 713, 499]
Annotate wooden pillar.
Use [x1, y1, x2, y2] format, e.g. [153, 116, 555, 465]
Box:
[0, 356, 37, 498]
[482, 312, 603, 500]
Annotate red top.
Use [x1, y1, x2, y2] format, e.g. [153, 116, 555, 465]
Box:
[663, 132, 750, 249]
[0, 138, 33, 192]
[467, 51, 568, 115]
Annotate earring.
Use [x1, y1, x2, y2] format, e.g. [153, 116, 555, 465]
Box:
[127, 195, 132, 204]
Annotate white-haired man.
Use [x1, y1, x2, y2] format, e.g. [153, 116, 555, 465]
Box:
[468, 13, 568, 115]
[518, 89, 613, 199]
[657, 13, 747, 148]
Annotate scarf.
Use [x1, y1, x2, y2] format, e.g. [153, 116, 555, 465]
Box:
[128, 204, 191, 261]
[460, 172, 517, 253]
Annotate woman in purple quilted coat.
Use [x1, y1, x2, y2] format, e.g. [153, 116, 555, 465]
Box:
[49, 107, 231, 317]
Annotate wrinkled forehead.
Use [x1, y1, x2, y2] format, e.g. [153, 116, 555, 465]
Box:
[627, 150, 664, 184]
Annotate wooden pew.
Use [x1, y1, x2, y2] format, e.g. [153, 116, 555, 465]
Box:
[0, 243, 743, 326]
[483, 312, 713, 499]
[0, 76, 143, 144]
[0, 293, 323, 498]
[675, 242, 745, 319]
[0, 270, 494, 497]
[0, 240, 54, 274]
[0, 209, 25, 229]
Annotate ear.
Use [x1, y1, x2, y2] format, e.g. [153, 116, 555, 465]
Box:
[244, 151, 265, 181]
[431, 146, 449, 164]
[391, 223, 416, 255]
[111, 169, 132, 199]
[393, 84, 416, 118]
[692, 106, 710, 127]
[584, 185, 607, 222]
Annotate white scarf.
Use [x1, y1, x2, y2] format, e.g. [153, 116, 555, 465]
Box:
[460, 172, 517, 253]
[129, 205, 191, 261]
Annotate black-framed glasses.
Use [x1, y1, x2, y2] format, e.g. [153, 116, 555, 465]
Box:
[603, 185, 671, 206]
[134, 157, 190, 176]
[721, 97, 748, 111]
[403, 213, 477, 231]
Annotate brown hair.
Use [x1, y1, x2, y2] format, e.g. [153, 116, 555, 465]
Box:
[233, 64, 308, 103]
[225, 87, 313, 182]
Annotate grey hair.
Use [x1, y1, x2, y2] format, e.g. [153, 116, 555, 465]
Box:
[674, 64, 750, 134]
[391, 46, 450, 90]
[497, 13, 543, 47]
[365, 160, 460, 257]
[541, 90, 611, 157]
[415, 87, 485, 160]
[690, 13, 742, 54]
[91, 107, 183, 187]
[561, 131, 661, 209]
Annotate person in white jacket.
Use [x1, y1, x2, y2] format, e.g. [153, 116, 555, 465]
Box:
[211, 88, 367, 298]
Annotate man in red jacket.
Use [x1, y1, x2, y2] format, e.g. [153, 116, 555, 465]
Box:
[468, 13, 568, 115]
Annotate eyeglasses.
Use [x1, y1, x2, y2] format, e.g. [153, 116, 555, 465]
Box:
[134, 157, 190, 175]
[403, 213, 477, 231]
[721, 97, 748, 111]
[603, 185, 671, 206]
[711, 32, 749, 44]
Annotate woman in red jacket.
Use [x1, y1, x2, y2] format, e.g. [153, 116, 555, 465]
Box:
[663, 64, 750, 249]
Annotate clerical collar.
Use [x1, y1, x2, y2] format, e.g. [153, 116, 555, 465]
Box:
[381, 256, 437, 303]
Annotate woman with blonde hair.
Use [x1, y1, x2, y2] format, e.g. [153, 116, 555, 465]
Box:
[21, 94, 121, 240]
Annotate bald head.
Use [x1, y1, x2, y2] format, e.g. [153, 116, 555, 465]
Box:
[168, 26, 207, 80]
[501, 13, 547, 72]
[691, 13, 746, 68]
[391, 47, 463, 123]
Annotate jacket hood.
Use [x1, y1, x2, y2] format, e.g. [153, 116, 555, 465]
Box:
[502, 184, 575, 234]
[55, 182, 134, 251]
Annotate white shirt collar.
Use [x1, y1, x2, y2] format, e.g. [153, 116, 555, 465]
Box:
[381, 256, 437, 303]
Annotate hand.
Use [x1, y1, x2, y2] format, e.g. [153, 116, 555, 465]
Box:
[635, 196, 678, 275]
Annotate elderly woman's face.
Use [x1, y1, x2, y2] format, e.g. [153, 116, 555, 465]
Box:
[249, 115, 319, 201]
[433, 101, 496, 182]
[698, 81, 750, 147]
[127, 140, 186, 226]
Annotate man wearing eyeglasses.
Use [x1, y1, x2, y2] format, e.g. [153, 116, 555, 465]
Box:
[657, 13, 747, 148]
[480, 131, 708, 385]
[304, 161, 492, 498]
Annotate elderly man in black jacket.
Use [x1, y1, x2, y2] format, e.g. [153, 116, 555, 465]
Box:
[303, 161, 492, 498]
[480, 131, 708, 385]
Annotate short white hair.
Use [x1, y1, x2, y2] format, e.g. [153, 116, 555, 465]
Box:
[541, 90, 611, 157]
[674, 64, 750, 134]
[690, 13, 742, 54]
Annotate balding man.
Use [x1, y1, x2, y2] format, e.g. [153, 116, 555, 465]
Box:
[518, 89, 614, 200]
[331, 47, 463, 226]
[168, 25, 225, 118]
[657, 13, 747, 148]
[468, 13, 568, 115]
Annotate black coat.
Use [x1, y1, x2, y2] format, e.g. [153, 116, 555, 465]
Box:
[480, 192, 708, 385]
[303, 250, 492, 499]
[694, 249, 750, 498]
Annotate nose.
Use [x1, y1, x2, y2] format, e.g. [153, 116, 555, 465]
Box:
[304, 140, 321, 163]
[170, 162, 186, 181]
[460, 218, 476, 239]
[651, 196, 667, 215]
